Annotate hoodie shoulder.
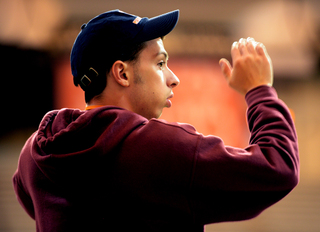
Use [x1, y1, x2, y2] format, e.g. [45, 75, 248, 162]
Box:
[36, 107, 147, 155]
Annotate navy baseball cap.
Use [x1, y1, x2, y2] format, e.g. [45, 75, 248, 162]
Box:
[71, 9, 180, 91]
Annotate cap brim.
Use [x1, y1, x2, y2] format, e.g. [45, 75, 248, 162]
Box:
[135, 10, 179, 43]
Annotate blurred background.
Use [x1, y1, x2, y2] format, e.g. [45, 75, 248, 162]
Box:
[0, 0, 320, 231]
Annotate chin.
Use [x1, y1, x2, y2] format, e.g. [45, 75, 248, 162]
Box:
[149, 111, 163, 120]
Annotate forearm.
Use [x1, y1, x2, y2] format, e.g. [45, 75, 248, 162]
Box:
[245, 85, 299, 188]
[191, 86, 299, 224]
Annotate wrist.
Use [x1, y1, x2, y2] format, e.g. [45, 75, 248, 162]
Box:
[245, 85, 277, 105]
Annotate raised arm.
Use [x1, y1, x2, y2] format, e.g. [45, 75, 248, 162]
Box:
[189, 38, 299, 225]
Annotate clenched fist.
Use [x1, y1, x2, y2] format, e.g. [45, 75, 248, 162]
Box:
[219, 37, 273, 95]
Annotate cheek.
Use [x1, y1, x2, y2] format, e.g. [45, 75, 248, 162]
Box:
[134, 65, 167, 102]
[149, 73, 167, 101]
[150, 70, 167, 91]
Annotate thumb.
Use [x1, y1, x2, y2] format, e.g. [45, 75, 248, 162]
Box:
[219, 58, 232, 80]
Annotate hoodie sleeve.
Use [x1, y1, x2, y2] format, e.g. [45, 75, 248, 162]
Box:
[12, 134, 36, 220]
[190, 86, 299, 225]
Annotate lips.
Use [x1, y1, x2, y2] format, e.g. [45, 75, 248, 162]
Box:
[166, 93, 174, 108]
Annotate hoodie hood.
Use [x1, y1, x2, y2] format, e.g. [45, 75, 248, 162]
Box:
[30, 106, 147, 186]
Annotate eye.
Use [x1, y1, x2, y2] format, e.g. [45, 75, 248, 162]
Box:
[158, 61, 165, 70]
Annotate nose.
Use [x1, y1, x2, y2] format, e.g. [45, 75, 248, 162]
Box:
[166, 67, 180, 88]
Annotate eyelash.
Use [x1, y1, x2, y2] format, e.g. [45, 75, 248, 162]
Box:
[158, 61, 166, 70]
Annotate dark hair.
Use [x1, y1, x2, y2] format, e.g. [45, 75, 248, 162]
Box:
[84, 41, 147, 103]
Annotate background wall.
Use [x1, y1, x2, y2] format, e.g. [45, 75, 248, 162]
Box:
[0, 0, 320, 231]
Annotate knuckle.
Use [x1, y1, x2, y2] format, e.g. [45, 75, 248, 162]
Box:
[233, 58, 243, 68]
[235, 55, 254, 66]
[244, 55, 254, 62]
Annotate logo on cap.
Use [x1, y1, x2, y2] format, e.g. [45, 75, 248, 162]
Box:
[133, 17, 142, 24]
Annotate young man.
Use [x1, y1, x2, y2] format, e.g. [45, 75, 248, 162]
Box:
[13, 9, 299, 232]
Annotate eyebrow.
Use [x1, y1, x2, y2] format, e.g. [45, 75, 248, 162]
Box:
[157, 51, 169, 60]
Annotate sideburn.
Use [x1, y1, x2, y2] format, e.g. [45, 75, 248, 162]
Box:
[133, 63, 144, 84]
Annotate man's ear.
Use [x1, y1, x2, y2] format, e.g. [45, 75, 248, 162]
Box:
[111, 60, 130, 87]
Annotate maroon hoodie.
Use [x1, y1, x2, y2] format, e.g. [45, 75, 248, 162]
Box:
[13, 86, 299, 232]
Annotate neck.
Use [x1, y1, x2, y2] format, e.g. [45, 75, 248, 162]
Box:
[86, 87, 132, 112]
